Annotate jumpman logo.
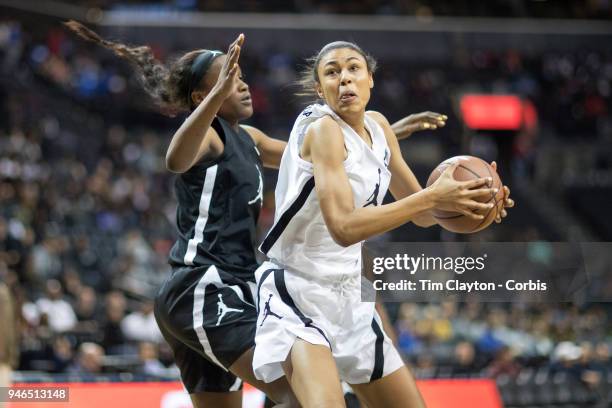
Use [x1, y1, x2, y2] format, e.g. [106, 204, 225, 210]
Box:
[383, 148, 390, 167]
[216, 293, 243, 326]
[260, 294, 283, 326]
[364, 168, 382, 207]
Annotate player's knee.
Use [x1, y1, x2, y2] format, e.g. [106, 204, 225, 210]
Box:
[271, 400, 301, 408]
[264, 387, 300, 407]
[304, 395, 346, 408]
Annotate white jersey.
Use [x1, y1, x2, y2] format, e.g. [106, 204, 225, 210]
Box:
[259, 104, 392, 281]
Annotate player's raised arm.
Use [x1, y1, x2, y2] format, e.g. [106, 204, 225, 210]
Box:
[166, 35, 244, 173]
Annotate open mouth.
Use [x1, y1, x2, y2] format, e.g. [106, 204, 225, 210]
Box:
[339, 91, 357, 103]
[240, 94, 252, 105]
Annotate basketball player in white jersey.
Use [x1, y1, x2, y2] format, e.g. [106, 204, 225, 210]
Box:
[253, 41, 513, 408]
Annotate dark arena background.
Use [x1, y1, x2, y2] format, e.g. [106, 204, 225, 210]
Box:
[1, 0, 612, 407]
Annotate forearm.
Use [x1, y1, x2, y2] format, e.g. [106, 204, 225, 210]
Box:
[390, 118, 411, 140]
[166, 90, 225, 172]
[390, 186, 438, 228]
[332, 188, 435, 246]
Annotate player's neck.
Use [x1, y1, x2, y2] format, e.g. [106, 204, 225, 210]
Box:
[219, 114, 241, 132]
[227, 120, 241, 132]
[340, 112, 366, 139]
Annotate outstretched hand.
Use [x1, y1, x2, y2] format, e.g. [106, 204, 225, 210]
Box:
[212, 33, 244, 99]
[392, 111, 447, 140]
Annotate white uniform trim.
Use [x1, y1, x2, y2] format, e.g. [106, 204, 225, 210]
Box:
[192, 265, 226, 369]
[229, 377, 242, 391]
[184, 165, 218, 265]
[192, 265, 254, 371]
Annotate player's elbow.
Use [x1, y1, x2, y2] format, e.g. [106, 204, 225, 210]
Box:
[328, 223, 359, 247]
[165, 153, 188, 173]
[331, 234, 354, 247]
[331, 233, 355, 248]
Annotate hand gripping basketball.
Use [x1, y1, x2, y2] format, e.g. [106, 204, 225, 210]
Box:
[426, 156, 507, 233]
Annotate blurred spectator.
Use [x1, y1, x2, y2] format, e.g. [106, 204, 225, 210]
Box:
[74, 286, 99, 323]
[100, 291, 127, 354]
[34, 279, 77, 333]
[451, 341, 481, 376]
[121, 300, 163, 343]
[72, 285, 100, 338]
[550, 341, 584, 376]
[486, 346, 522, 378]
[49, 335, 73, 373]
[137, 341, 179, 379]
[68, 342, 104, 375]
[30, 236, 66, 282]
[116, 230, 163, 297]
[592, 342, 611, 372]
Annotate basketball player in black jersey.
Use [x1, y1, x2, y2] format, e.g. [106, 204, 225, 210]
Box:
[65, 22, 449, 408]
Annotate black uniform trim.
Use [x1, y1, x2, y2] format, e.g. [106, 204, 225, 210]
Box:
[260, 177, 315, 254]
[274, 269, 331, 348]
[370, 317, 385, 381]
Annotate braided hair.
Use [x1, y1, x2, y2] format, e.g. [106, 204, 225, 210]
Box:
[64, 20, 215, 115]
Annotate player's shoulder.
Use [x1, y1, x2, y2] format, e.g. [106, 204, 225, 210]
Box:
[306, 115, 343, 143]
[366, 110, 391, 128]
[310, 115, 342, 133]
[239, 124, 263, 140]
[303, 115, 345, 159]
[240, 124, 273, 149]
[239, 124, 260, 134]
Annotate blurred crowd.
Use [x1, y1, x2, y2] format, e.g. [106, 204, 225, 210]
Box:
[396, 302, 611, 382]
[55, 0, 612, 19]
[396, 302, 612, 406]
[0, 17, 611, 392]
[1, 20, 178, 379]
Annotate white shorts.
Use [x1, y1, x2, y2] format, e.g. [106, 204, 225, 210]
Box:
[252, 261, 404, 384]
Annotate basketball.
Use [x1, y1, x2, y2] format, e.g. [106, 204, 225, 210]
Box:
[426, 155, 505, 234]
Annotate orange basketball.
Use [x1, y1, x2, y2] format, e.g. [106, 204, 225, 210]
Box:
[426, 155, 504, 234]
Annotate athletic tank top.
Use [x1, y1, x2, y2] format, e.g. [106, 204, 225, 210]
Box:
[169, 117, 264, 281]
[260, 104, 391, 281]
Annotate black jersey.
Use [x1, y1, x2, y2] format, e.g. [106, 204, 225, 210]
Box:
[168, 117, 263, 281]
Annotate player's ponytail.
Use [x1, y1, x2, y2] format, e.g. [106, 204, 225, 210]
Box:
[64, 20, 207, 115]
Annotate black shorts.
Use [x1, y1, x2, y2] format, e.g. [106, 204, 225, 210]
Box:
[154, 264, 257, 394]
